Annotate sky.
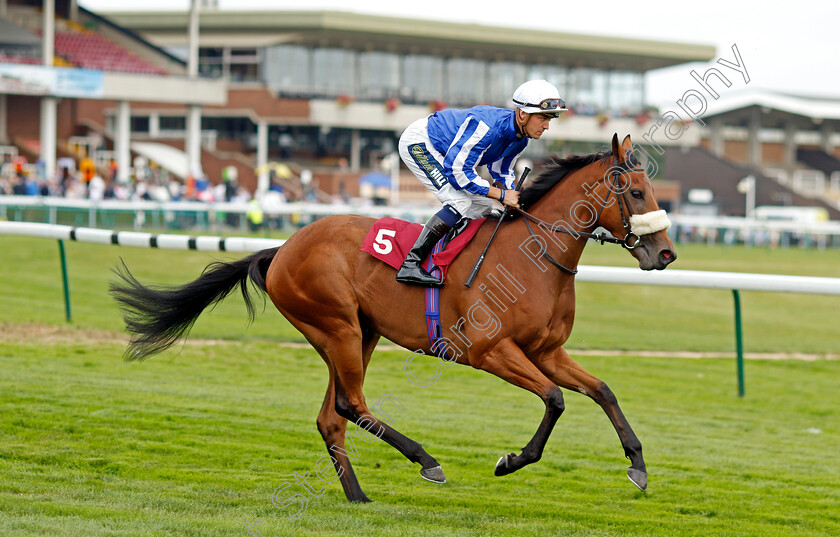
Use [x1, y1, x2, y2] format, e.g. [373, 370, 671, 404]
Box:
[78, 0, 840, 109]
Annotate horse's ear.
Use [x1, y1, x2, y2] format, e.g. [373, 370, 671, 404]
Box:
[622, 134, 632, 149]
[611, 133, 626, 162]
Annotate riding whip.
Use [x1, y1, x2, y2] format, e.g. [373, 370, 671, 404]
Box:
[464, 166, 530, 287]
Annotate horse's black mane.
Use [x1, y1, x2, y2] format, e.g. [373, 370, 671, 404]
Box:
[517, 149, 612, 212]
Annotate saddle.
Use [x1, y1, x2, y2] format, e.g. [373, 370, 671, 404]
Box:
[361, 216, 485, 281]
[361, 216, 484, 359]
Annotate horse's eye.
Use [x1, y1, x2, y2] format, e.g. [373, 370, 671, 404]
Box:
[630, 190, 644, 200]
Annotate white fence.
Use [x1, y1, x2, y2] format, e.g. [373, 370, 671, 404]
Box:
[0, 195, 438, 228]
[3, 221, 839, 396]
[3, 195, 840, 242]
[2, 221, 839, 296]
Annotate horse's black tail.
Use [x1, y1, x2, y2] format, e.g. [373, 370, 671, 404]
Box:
[110, 247, 280, 362]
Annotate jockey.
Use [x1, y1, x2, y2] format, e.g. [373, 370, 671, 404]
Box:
[395, 79, 567, 286]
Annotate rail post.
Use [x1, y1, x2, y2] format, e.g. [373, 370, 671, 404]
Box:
[57, 239, 72, 323]
[732, 289, 744, 397]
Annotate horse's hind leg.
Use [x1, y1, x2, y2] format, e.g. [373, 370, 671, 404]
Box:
[315, 330, 381, 503]
[316, 364, 371, 503]
[317, 333, 379, 503]
[311, 325, 445, 493]
[535, 346, 647, 491]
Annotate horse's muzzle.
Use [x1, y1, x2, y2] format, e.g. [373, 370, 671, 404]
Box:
[657, 248, 677, 269]
[633, 234, 677, 271]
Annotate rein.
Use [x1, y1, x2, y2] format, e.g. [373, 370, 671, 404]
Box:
[514, 157, 646, 276]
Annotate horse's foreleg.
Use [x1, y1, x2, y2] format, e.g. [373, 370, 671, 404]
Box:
[469, 338, 566, 477]
[535, 347, 647, 491]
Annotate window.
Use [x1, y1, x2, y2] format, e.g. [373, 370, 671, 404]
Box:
[228, 48, 261, 83]
[445, 58, 487, 106]
[197, 47, 261, 82]
[131, 116, 149, 134]
[229, 63, 260, 83]
[488, 62, 526, 106]
[159, 116, 186, 133]
[403, 55, 443, 102]
[528, 65, 568, 97]
[198, 47, 224, 79]
[359, 52, 400, 99]
[230, 48, 258, 57]
[607, 71, 644, 114]
[569, 68, 608, 114]
[264, 45, 310, 94]
[199, 48, 223, 58]
[312, 48, 356, 97]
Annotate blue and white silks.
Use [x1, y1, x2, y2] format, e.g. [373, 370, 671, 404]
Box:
[425, 106, 529, 196]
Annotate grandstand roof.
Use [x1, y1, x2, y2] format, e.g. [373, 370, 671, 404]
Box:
[663, 146, 840, 219]
[102, 9, 715, 72]
[705, 90, 840, 128]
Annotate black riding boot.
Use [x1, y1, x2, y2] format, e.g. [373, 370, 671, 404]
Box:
[395, 215, 453, 287]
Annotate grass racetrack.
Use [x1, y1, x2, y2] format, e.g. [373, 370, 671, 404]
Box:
[1, 234, 839, 536]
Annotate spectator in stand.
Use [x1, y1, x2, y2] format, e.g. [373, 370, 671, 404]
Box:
[133, 179, 152, 201]
[246, 199, 264, 232]
[39, 179, 52, 197]
[23, 173, 39, 196]
[263, 179, 287, 230]
[223, 168, 238, 202]
[79, 157, 96, 184]
[12, 173, 27, 195]
[0, 162, 11, 194]
[88, 174, 106, 200]
[112, 181, 130, 200]
[194, 173, 213, 202]
[64, 176, 87, 199]
[168, 177, 183, 201]
[103, 180, 116, 200]
[35, 158, 46, 182]
[59, 166, 73, 195]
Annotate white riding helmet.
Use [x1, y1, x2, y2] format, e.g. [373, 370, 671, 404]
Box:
[512, 80, 567, 116]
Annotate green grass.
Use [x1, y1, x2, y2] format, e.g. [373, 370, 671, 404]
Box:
[0, 235, 837, 354]
[1, 234, 839, 535]
[1, 338, 838, 536]
[572, 241, 840, 354]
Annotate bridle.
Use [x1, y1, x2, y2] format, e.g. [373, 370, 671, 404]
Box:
[594, 157, 645, 251]
[516, 156, 646, 275]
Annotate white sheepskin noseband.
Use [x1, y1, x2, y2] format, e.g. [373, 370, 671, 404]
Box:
[629, 210, 672, 236]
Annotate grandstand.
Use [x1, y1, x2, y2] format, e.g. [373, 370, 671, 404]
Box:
[700, 90, 840, 215]
[1, 1, 838, 220]
[75, 6, 717, 199]
[0, 0, 223, 192]
[48, 30, 166, 75]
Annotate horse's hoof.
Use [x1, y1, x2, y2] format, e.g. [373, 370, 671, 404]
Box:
[627, 467, 647, 491]
[494, 452, 517, 476]
[350, 494, 373, 504]
[420, 465, 446, 483]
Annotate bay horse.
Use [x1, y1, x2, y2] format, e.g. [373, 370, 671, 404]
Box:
[111, 134, 676, 503]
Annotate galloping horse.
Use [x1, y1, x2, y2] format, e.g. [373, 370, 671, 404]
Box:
[111, 134, 676, 503]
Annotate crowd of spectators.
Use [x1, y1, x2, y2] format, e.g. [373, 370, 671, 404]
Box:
[0, 153, 260, 205]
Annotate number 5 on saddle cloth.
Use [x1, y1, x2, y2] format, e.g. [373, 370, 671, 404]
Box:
[361, 216, 484, 358]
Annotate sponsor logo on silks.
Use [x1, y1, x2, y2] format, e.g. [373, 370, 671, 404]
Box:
[408, 143, 448, 190]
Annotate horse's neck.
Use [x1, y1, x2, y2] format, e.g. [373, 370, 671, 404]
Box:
[526, 163, 607, 269]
